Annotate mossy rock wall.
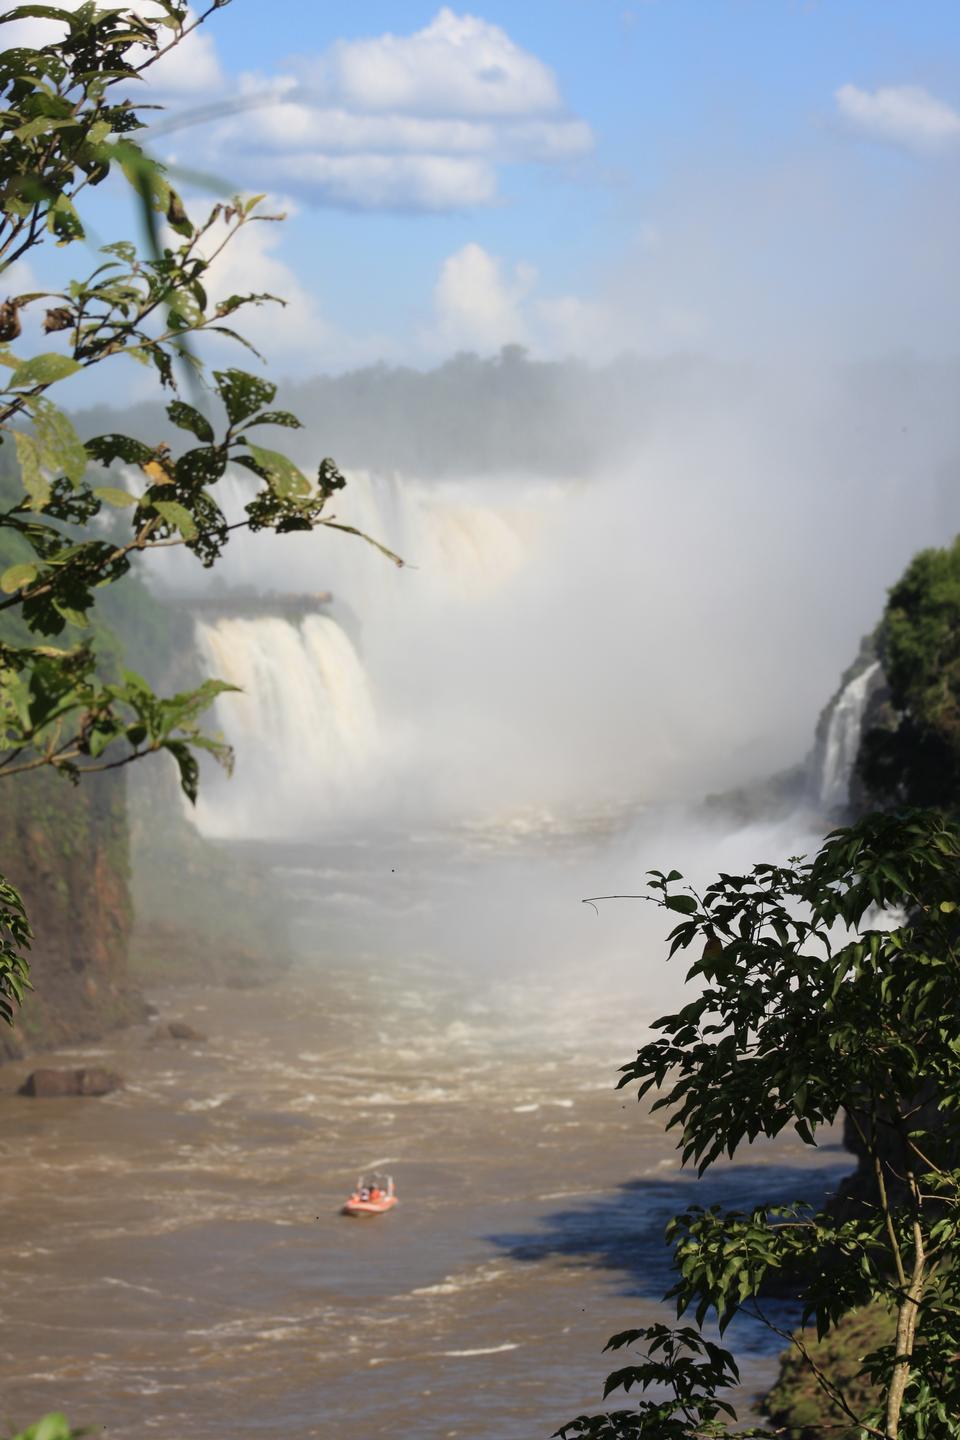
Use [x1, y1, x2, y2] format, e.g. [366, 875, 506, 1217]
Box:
[764, 1303, 889, 1437]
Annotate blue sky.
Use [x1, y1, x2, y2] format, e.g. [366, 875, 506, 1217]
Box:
[11, 0, 960, 374]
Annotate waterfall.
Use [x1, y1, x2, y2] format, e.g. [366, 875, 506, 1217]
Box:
[299, 469, 550, 606]
[816, 660, 882, 811]
[193, 613, 379, 838]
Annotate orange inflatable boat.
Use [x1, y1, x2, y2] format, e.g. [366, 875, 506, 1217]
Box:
[342, 1173, 398, 1217]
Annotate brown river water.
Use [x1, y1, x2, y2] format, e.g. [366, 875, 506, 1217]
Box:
[0, 820, 850, 1438]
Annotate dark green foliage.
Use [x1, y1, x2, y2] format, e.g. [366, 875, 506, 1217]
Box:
[0, 869, 31, 1024]
[565, 810, 960, 1439]
[557, 1327, 759, 1440]
[860, 537, 960, 809]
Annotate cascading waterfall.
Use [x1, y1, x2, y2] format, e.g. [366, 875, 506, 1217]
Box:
[133, 368, 960, 846]
[175, 470, 558, 837]
[816, 660, 882, 811]
[193, 613, 379, 837]
[297, 469, 546, 606]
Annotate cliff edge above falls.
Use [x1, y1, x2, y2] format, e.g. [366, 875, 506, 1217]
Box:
[0, 768, 144, 1061]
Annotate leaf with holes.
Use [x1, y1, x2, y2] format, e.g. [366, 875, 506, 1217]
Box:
[214, 368, 276, 426]
[13, 431, 49, 508]
[0, 563, 38, 594]
[167, 401, 214, 443]
[237, 442, 309, 498]
[152, 500, 198, 540]
[9, 353, 81, 388]
[29, 398, 87, 485]
[93, 486, 137, 508]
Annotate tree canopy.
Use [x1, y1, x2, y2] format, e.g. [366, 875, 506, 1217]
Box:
[564, 809, 960, 1440]
[860, 537, 960, 810]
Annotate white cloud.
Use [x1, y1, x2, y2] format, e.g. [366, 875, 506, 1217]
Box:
[425, 243, 631, 361]
[309, 8, 560, 118]
[250, 99, 591, 163]
[201, 10, 591, 212]
[2, 1, 222, 92]
[264, 154, 496, 212]
[836, 83, 960, 151]
[432, 243, 535, 350]
[5, 5, 591, 212]
[191, 200, 330, 361]
[144, 19, 222, 94]
[424, 237, 714, 364]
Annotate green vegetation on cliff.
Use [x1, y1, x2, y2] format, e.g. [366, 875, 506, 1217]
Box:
[764, 1304, 890, 1438]
[859, 535, 960, 810]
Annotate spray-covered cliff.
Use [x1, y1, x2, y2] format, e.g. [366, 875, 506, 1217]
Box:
[0, 570, 290, 1058]
[118, 588, 296, 988]
[0, 519, 145, 1058]
[0, 768, 141, 1060]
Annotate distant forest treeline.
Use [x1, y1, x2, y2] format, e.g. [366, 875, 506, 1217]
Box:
[72, 346, 960, 479]
[280, 348, 730, 475]
[72, 347, 735, 477]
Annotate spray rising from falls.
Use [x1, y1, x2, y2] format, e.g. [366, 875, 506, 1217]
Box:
[155, 379, 960, 846]
[179, 471, 565, 838]
[194, 613, 379, 838]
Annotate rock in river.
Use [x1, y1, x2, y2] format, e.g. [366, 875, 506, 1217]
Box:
[18, 1067, 124, 1098]
[148, 1020, 207, 1043]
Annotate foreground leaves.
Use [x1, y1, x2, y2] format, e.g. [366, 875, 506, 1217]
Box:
[565, 810, 960, 1439]
[0, 2, 400, 822]
[2, 1417, 87, 1440]
[0, 869, 31, 1025]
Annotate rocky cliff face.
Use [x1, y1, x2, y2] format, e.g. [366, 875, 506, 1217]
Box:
[0, 768, 144, 1060]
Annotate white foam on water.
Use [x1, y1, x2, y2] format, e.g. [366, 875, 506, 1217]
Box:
[439, 1343, 520, 1357]
[412, 1265, 506, 1298]
[102, 1277, 164, 1296]
[182, 1094, 231, 1112]
[538, 1188, 603, 1201]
